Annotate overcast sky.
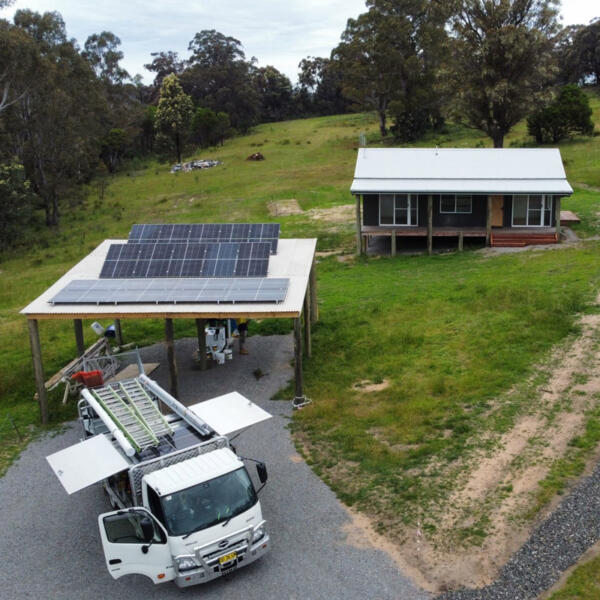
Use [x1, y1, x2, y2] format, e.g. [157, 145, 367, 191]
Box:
[1, 0, 598, 84]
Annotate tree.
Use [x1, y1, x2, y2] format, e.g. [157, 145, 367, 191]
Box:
[181, 30, 259, 133]
[333, 0, 449, 137]
[0, 19, 40, 113]
[0, 160, 36, 249]
[83, 31, 129, 85]
[144, 50, 185, 92]
[557, 19, 600, 85]
[451, 0, 560, 148]
[297, 56, 350, 116]
[100, 128, 128, 172]
[527, 84, 594, 143]
[253, 66, 293, 122]
[191, 107, 231, 147]
[5, 10, 104, 226]
[154, 74, 193, 163]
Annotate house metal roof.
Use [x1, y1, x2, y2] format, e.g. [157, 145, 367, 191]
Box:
[351, 148, 573, 195]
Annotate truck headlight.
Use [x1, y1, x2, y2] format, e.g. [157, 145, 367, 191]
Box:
[175, 555, 198, 572]
[253, 524, 265, 542]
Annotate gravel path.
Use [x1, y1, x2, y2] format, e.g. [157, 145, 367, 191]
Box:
[438, 460, 600, 600]
[0, 334, 428, 600]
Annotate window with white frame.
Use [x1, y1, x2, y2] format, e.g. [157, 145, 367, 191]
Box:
[379, 194, 418, 226]
[440, 194, 472, 214]
[512, 195, 552, 227]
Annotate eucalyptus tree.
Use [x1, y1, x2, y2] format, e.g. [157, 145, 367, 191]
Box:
[181, 30, 259, 132]
[333, 0, 449, 137]
[5, 10, 104, 226]
[450, 0, 560, 147]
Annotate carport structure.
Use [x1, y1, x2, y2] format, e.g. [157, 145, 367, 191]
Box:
[21, 237, 318, 424]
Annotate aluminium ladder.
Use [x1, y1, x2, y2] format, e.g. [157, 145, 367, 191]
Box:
[90, 378, 173, 453]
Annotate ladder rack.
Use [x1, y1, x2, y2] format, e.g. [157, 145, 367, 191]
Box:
[90, 378, 173, 453]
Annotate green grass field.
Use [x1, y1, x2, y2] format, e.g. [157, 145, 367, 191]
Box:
[2, 90, 600, 592]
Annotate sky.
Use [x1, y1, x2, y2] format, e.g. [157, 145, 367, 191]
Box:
[1, 0, 598, 84]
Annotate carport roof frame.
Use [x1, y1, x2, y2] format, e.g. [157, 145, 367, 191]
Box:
[21, 238, 317, 320]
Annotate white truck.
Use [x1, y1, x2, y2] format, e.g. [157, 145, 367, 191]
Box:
[46, 372, 272, 588]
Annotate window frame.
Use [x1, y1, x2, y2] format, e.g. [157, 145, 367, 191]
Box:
[511, 194, 553, 227]
[378, 193, 418, 226]
[439, 194, 473, 214]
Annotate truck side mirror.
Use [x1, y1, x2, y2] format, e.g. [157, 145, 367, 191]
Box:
[140, 516, 154, 543]
[256, 462, 268, 484]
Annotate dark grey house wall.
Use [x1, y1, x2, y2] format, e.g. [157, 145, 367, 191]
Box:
[363, 194, 379, 226]
[432, 195, 486, 227]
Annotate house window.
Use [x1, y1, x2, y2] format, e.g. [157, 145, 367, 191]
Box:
[440, 194, 472, 214]
[512, 195, 552, 227]
[379, 194, 418, 226]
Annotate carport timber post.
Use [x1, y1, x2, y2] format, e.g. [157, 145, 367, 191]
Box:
[28, 318, 49, 425]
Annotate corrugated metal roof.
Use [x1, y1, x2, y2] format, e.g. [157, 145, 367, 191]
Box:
[351, 148, 573, 195]
[145, 447, 242, 496]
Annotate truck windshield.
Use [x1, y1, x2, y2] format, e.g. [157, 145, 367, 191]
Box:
[160, 467, 258, 537]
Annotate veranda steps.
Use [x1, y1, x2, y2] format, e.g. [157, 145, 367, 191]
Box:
[490, 231, 558, 248]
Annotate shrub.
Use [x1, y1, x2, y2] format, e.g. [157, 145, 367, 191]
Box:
[0, 161, 37, 250]
[527, 85, 594, 143]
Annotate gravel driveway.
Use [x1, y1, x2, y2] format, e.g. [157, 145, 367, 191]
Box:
[0, 334, 428, 600]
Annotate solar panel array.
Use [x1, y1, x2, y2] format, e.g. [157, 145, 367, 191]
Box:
[50, 278, 289, 305]
[100, 242, 270, 279]
[129, 223, 280, 254]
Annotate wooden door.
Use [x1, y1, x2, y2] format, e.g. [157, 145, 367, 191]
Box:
[491, 195, 504, 227]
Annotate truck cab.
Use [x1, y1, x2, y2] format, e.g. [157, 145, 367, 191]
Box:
[99, 448, 269, 587]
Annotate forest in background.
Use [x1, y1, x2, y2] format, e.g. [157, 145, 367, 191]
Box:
[0, 0, 599, 242]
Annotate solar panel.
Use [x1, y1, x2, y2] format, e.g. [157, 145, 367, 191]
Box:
[100, 242, 271, 279]
[128, 223, 281, 254]
[50, 278, 289, 305]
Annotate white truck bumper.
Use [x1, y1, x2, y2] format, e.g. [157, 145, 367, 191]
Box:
[174, 533, 270, 587]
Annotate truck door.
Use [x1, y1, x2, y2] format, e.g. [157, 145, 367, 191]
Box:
[98, 507, 175, 584]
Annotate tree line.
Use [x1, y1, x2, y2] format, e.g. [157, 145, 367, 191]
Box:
[0, 0, 598, 244]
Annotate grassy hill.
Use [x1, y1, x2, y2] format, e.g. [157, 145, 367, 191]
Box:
[2, 92, 600, 591]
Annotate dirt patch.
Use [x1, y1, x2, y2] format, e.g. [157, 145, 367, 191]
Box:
[354, 379, 390, 392]
[315, 251, 339, 258]
[307, 204, 355, 224]
[267, 199, 303, 216]
[289, 454, 303, 463]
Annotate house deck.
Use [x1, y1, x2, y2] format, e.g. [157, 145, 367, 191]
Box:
[361, 226, 556, 238]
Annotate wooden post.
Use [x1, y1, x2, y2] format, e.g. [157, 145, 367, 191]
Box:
[309, 259, 318, 324]
[293, 316, 304, 400]
[165, 318, 179, 399]
[113, 318, 123, 346]
[458, 231, 464, 252]
[486, 195, 493, 246]
[427, 195, 433, 256]
[355, 195, 362, 255]
[303, 291, 312, 359]
[555, 196, 561, 240]
[390, 230, 396, 257]
[73, 319, 85, 357]
[195, 318, 207, 371]
[28, 319, 49, 425]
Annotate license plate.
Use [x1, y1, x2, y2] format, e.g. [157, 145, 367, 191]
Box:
[219, 552, 237, 565]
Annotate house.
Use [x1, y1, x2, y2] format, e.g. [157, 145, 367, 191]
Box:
[350, 148, 573, 254]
